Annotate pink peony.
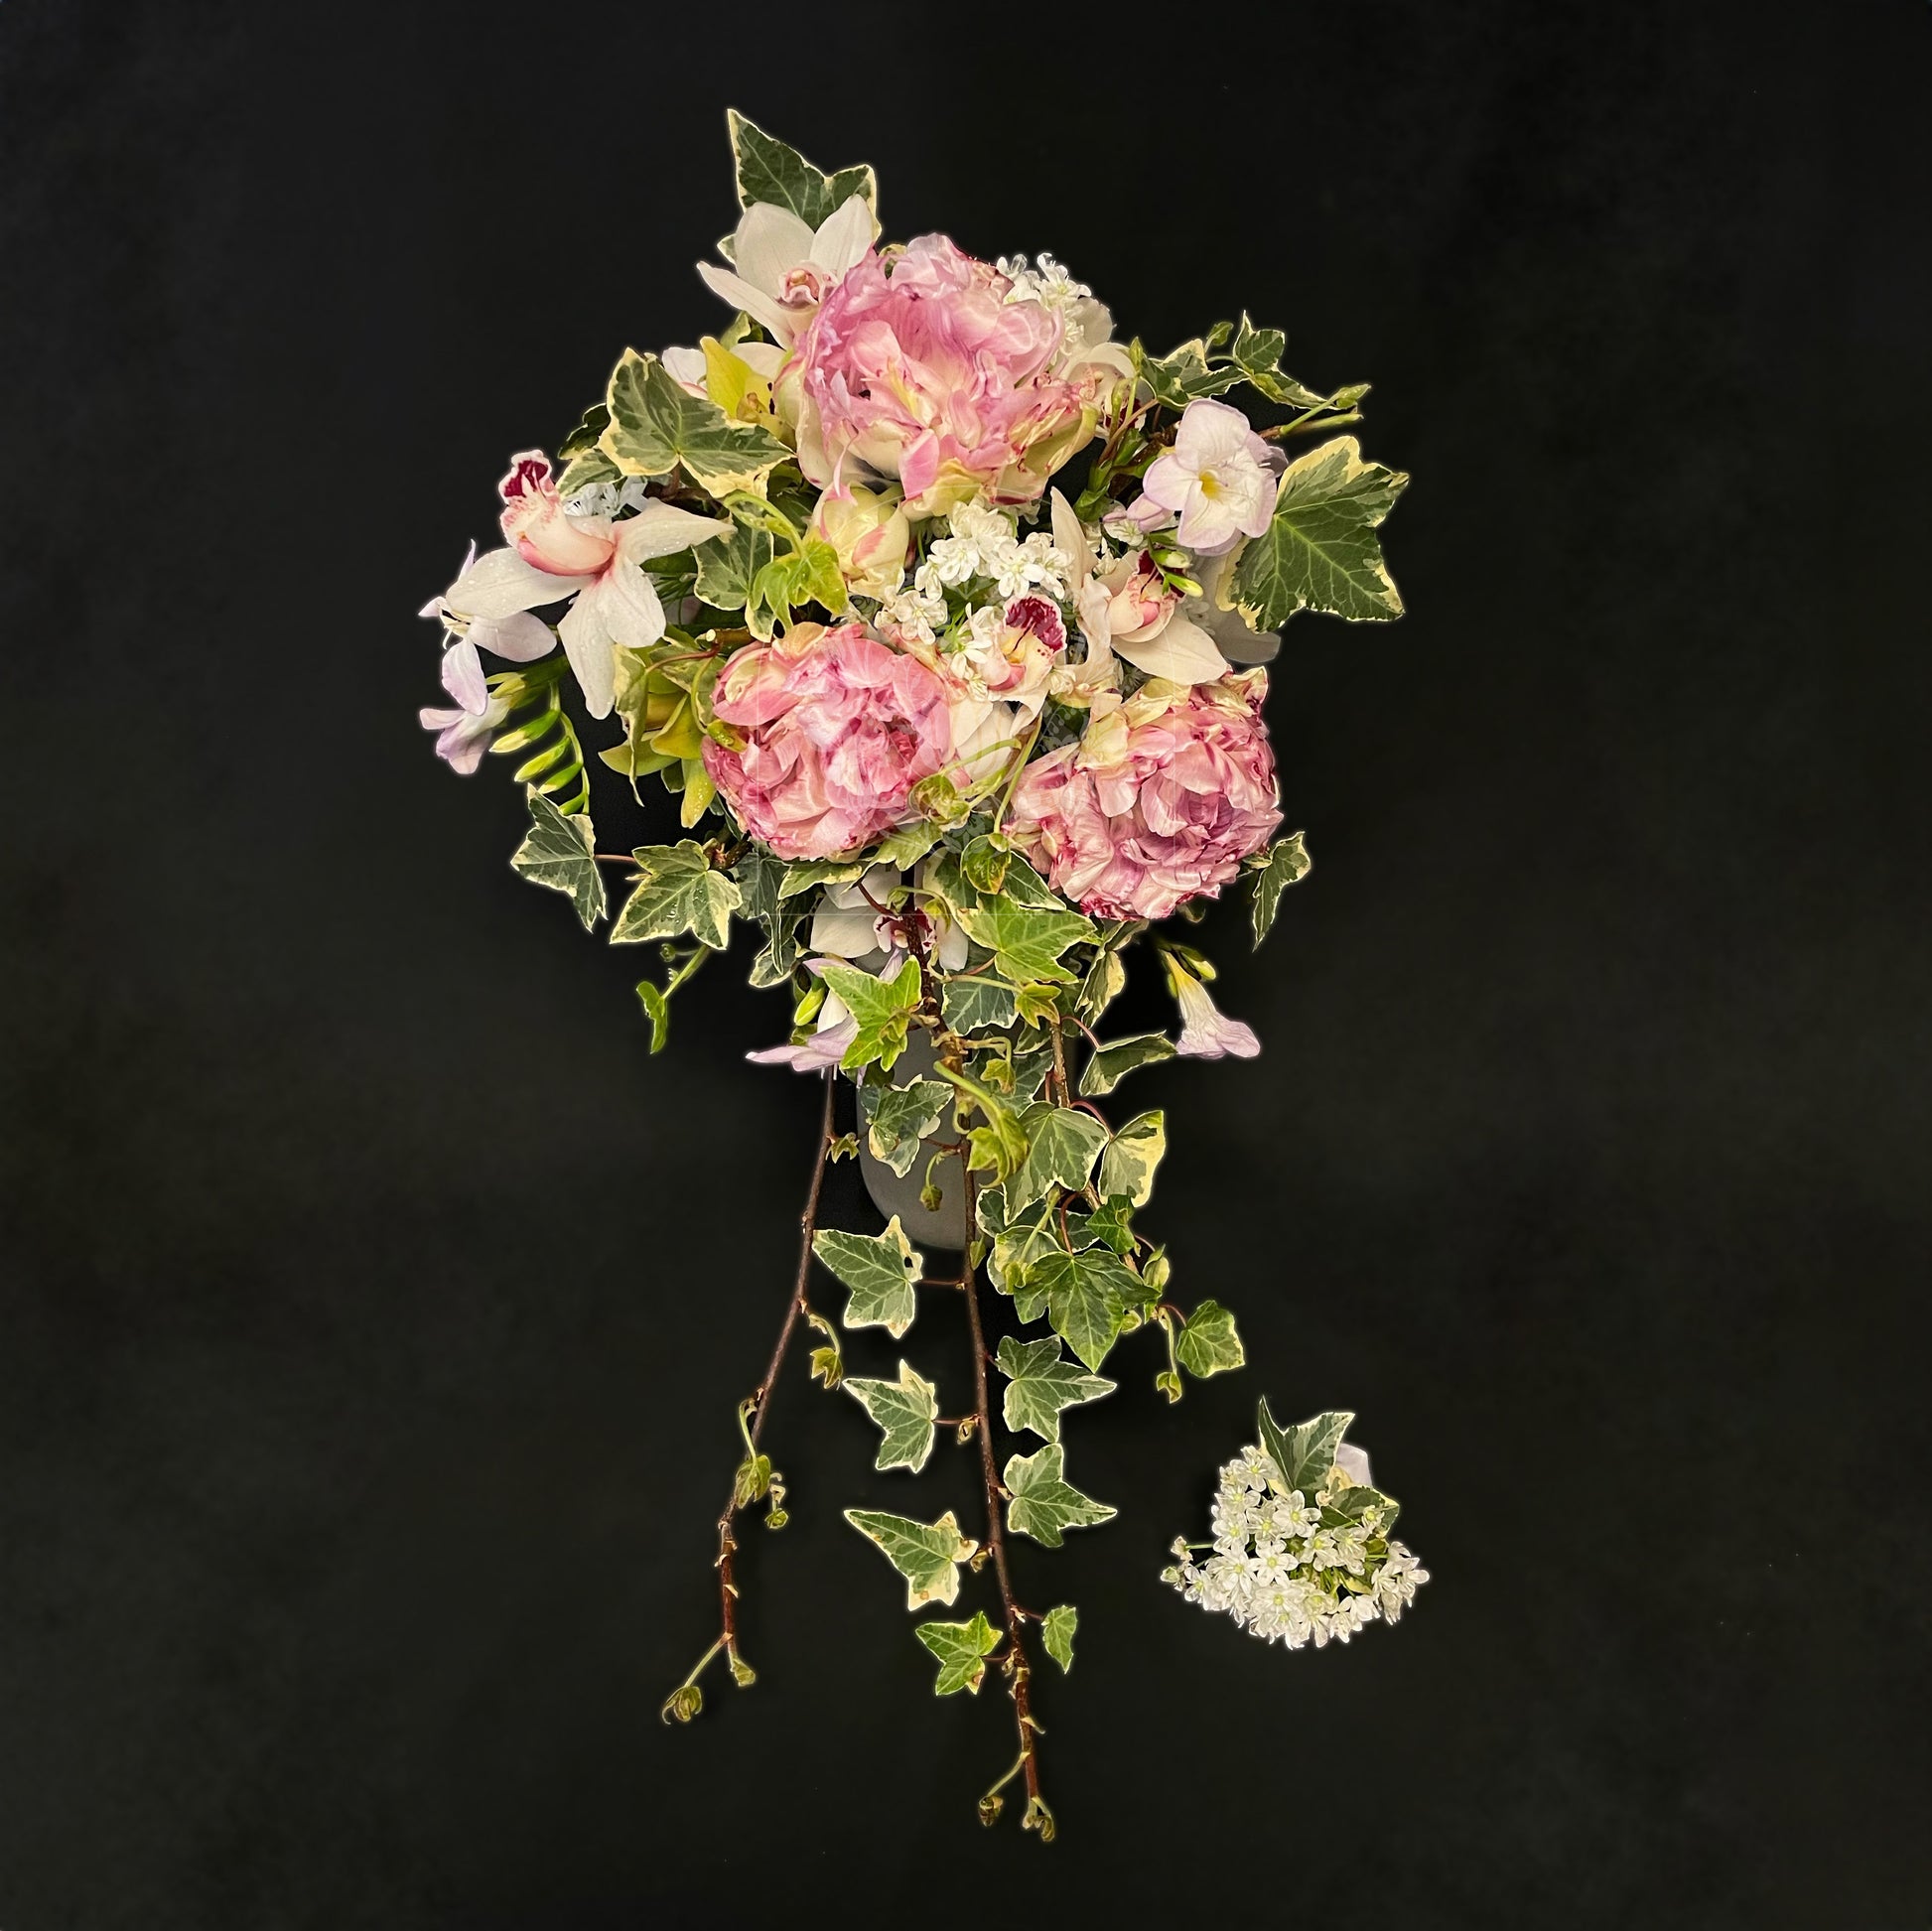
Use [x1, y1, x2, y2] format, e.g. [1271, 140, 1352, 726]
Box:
[1006, 671, 1283, 920]
[779, 235, 1095, 518]
[703, 621, 954, 860]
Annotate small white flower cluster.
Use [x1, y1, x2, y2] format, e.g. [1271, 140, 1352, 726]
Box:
[1162, 1445, 1428, 1649]
[559, 476, 653, 520]
[997, 251, 1090, 311]
[880, 503, 1069, 645]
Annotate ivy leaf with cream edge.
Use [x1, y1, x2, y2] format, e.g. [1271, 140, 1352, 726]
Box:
[1003, 1445, 1117, 1548]
[813, 1218, 924, 1338]
[843, 1508, 978, 1610]
[509, 788, 606, 931]
[844, 1360, 940, 1473]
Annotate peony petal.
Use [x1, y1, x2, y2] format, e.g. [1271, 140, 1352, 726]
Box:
[447, 546, 591, 620]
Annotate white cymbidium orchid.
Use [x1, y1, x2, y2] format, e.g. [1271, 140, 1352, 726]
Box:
[810, 867, 970, 971]
[1048, 490, 1226, 689]
[431, 454, 729, 722]
[699, 195, 877, 346]
[1164, 951, 1261, 1059]
[418, 542, 558, 716]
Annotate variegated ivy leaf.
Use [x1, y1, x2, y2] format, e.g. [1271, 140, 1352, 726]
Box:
[813, 1217, 923, 1338]
[599, 349, 789, 496]
[941, 974, 1020, 1035]
[1040, 1603, 1077, 1674]
[843, 1507, 978, 1611]
[1249, 831, 1311, 949]
[988, 1195, 1062, 1294]
[610, 842, 741, 950]
[1003, 1444, 1117, 1548]
[1007, 1103, 1110, 1212]
[1078, 1032, 1176, 1097]
[1173, 1299, 1246, 1379]
[816, 954, 921, 1074]
[872, 821, 942, 871]
[776, 857, 870, 899]
[726, 110, 878, 232]
[692, 520, 773, 612]
[861, 1077, 952, 1178]
[1324, 1480, 1401, 1537]
[1257, 1399, 1355, 1497]
[1075, 948, 1127, 1027]
[1097, 1109, 1166, 1207]
[1228, 436, 1408, 629]
[1013, 1247, 1142, 1371]
[733, 850, 801, 987]
[844, 1360, 939, 1473]
[914, 1609, 1002, 1695]
[509, 788, 606, 931]
[996, 1335, 1115, 1443]
[956, 903, 1096, 987]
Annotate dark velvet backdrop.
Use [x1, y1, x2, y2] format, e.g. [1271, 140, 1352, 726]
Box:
[1, 2, 1925, 1925]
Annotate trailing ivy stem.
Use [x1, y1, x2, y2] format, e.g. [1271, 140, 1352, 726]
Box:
[709, 1070, 837, 1679]
[959, 1165, 1051, 1838]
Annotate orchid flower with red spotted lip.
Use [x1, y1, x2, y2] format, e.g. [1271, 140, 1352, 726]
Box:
[431, 454, 731, 722]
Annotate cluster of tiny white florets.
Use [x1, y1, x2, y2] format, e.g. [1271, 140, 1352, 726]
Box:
[997, 251, 1090, 311]
[877, 503, 1069, 644]
[558, 476, 653, 520]
[1162, 1447, 1428, 1649]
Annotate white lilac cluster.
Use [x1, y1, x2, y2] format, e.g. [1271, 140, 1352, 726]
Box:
[996, 250, 1090, 310]
[878, 502, 1070, 646]
[1162, 1445, 1428, 1649]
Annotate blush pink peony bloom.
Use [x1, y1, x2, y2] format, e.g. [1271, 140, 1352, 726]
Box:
[778, 235, 1096, 518]
[1006, 671, 1283, 920]
[703, 621, 954, 860]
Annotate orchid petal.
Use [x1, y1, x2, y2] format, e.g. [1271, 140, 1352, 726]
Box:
[1110, 614, 1228, 686]
[557, 593, 618, 720]
[472, 609, 557, 663]
[734, 202, 818, 294]
[447, 545, 591, 620]
[614, 502, 734, 565]
[811, 194, 875, 277]
[697, 262, 796, 340]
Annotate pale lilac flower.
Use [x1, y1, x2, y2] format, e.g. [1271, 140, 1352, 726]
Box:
[418, 689, 509, 774]
[1132, 399, 1282, 557]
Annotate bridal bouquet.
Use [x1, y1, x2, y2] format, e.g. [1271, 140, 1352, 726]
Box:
[419, 112, 1418, 1838]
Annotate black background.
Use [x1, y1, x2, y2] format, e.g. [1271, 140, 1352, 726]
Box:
[1, 2, 1925, 1925]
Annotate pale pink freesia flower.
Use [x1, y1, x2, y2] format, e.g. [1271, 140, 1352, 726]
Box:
[418, 688, 510, 774]
[1165, 952, 1261, 1060]
[1006, 669, 1283, 920]
[703, 621, 954, 860]
[1131, 399, 1283, 556]
[779, 235, 1096, 518]
[699, 197, 877, 347]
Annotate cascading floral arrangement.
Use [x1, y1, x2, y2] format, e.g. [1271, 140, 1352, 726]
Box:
[419, 113, 1420, 1839]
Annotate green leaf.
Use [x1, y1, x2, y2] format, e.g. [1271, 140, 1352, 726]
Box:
[777, 856, 870, 899]
[692, 520, 773, 612]
[1017, 1246, 1141, 1370]
[914, 1610, 1002, 1695]
[1074, 948, 1127, 1026]
[633, 979, 670, 1052]
[996, 1335, 1115, 1442]
[1040, 1604, 1077, 1674]
[861, 1076, 952, 1177]
[1007, 1102, 1110, 1212]
[988, 851, 1065, 910]
[814, 1217, 923, 1338]
[844, 1359, 939, 1473]
[1097, 1109, 1166, 1207]
[1077, 1032, 1176, 1097]
[843, 1507, 977, 1610]
[941, 974, 1020, 1035]
[1324, 1481, 1401, 1536]
[555, 446, 622, 497]
[1257, 1400, 1355, 1496]
[872, 821, 942, 871]
[1228, 313, 1327, 407]
[1228, 435, 1408, 629]
[1173, 1299, 1246, 1379]
[1249, 832, 1312, 948]
[816, 954, 922, 1074]
[956, 903, 1097, 986]
[1003, 1444, 1117, 1548]
[1063, 1194, 1136, 1256]
[611, 841, 741, 950]
[727, 109, 878, 231]
[600, 349, 790, 496]
[509, 788, 606, 931]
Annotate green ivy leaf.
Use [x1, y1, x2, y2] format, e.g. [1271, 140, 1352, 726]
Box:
[1324, 1481, 1401, 1537]
[813, 1217, 924, 1338]
[600, 349, 790, 496]
[611, 841, 741, 950]
[872, 821, 942, 871]
[996, 1335, 1116, 1442]
[1015, 1247, 1141, 1370]
[1063, 1194, 1136, 1256]
[1173, 1299, 1246, 1379]
[1257, 1400, 1355, 1496]
[1077, 1033, 1176, 1097]
[776, 857, 872, 898]
[633, 979, 670, 1052]
[1039, 1604, 1077, 1674]
[1250, 832, 1311, 948]
[816, 954, 922, 1074]
[843, 1507, 977, 1610]
[1003, 1444, 1117, 1548]
[844, 1360, 940, 1473]
[1008, 1102, 1110, 1212]
[956, 903, 1097, 986]
[1228, 436, 1408, 629]
[692, 520, 773, 612]
[861, 1077, 953, 1178]
[1097, 1109, 1166, 1207]
[509, 788, 606, 931]
[726, 110, 878, 231]
[1074, 948, 1127, 1026]
[1228, 313, 1326, 406]
[941, 974, 1020, 1034]
[914, 1609, 1002, 1695]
